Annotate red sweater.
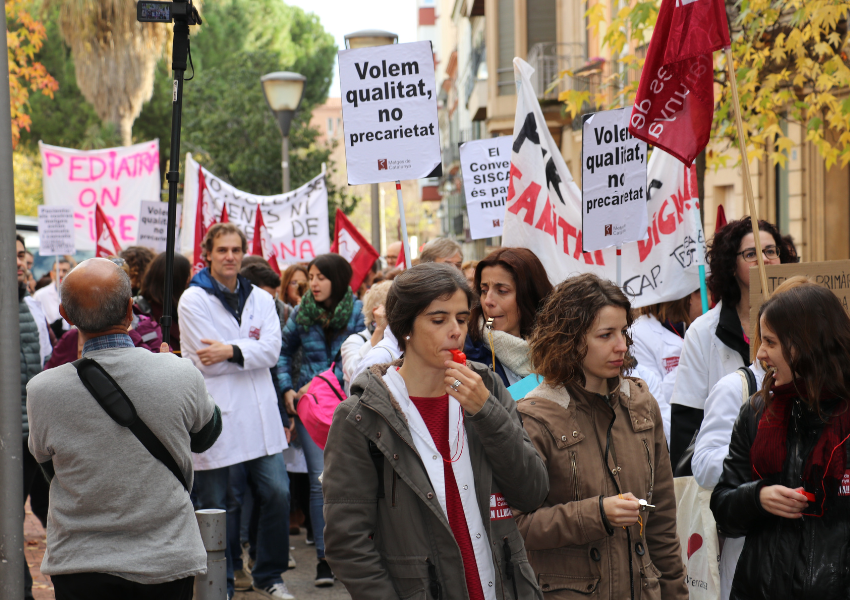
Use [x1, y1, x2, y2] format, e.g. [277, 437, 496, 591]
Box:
[409, 394, 484, 600]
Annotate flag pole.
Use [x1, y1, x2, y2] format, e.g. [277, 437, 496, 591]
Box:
[724, 46, 770, 301]
[395, 181, 413, 269]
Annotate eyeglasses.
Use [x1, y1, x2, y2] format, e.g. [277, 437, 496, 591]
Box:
[108, 257, 127, 267]
[737, 245, 779, 262]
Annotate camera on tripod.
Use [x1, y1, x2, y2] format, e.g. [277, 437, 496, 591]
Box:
[136, 1, 201, 25]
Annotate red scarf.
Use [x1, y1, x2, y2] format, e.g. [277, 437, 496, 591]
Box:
[750, 381, 850, 508]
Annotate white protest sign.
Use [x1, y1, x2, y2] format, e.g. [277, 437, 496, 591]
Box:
[502, 59, 704, 308]
[39, 140, 161, 250]
[37, 206, 76, 256]
[182, 154, 330, 263]
[460, 136, 512, 239]
[338, 41, 442, 185]
[137, 201, 182, 253]
[581, 109, 648, 252]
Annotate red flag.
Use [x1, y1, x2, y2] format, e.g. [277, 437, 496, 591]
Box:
[395, 243, 406, 270]
[330, 209, 379, 290]
[716, 204, 727, 230]
[94, 203, 122, 258]
[193, 169, 217, 274]
[219, 203, 229, 224]
[251, 205, 281, 275]
[628, 0, 730, 166]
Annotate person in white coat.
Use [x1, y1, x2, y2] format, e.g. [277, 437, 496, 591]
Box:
[178, 223, 294, 600]
[669, 217, 791, 468]
[630, 289, 702, 445]
[692, 276, 815, 600]
[341, 280, 392, 395]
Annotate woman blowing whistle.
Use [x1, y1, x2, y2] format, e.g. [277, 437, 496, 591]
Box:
[514, 273, 686, 600]
[321, 263, 548, 600]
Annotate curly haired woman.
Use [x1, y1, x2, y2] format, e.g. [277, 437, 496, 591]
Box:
[515, 273, 686, 600]
[668, 217, 793, 468]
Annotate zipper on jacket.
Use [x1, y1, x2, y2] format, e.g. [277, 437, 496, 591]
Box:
[570, 451, 581, 501]
[392, 470, 398, 507]
[427, 558, 442, 600]
[642, 438, 654, 501]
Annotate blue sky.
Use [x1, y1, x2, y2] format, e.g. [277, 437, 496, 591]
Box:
[284, 0, 419, 97]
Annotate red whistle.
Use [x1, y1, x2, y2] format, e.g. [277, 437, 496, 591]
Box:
[799, 490, 815, 502]
[450, 349, 466, 364]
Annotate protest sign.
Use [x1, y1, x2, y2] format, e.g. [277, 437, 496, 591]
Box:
[459, 136, 512, 239]
[182, 154, 330, 264]
[338, 41, 442, 185]
[39, 140, 161, 250]
[581, 109, 648, 252]
[749, 260, 850, 337]
[137, 201, 182, 253]
[502, 58, 704, 308]
[37, 206, 75, 256]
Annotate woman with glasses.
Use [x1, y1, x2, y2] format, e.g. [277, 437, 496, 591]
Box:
[710, 284, 850, 600]
[668, 217, 792, 468]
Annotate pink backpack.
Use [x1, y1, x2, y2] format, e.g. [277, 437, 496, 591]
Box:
[297, 362, 345, 450]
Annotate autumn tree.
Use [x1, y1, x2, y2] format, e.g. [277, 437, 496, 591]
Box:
[558, 0, 850, 169]
[5, 0, 58, 148]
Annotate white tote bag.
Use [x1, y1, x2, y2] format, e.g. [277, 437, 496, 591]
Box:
[674, 476, 721, 599]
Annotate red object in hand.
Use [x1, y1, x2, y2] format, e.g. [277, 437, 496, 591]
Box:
[798, 490, 815, 502]
[450, 349, 466, 364]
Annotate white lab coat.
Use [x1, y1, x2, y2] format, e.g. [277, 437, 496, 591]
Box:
[33, 281, 69, 331]
[349, 325, 401, 387]
[24, 296, 51, 367]
[693, 361, 764, 600]
[341, 330, 371, 395]
[670, 302, 746, 412]
[630, 314, 684, 444]
[178, 285, 286, 471]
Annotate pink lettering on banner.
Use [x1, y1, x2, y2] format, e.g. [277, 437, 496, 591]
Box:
[119, 215, 136, 242]
[78, 189, 97, 208]
[278, 240, 318, 261]
[45, 152, 64, 176]
[102, 187, 121, 207]
[490, 493, 513, 521]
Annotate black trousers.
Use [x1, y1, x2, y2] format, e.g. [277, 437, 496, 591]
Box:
[52, 573, 194, 600]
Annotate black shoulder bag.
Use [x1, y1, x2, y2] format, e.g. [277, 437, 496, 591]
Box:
[73, 357, 189, 492]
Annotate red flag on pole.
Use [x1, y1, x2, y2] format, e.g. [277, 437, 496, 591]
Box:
[219, 203, 229, 224]
[628, 0, 730, 166]
[330, 209, 380, 290]
[193, 169, 217, 274]
[94, 203, 122, 258]
[395, 243, 406, 271]
[715, 204, 727, 230]
[252, 205, 281, 275]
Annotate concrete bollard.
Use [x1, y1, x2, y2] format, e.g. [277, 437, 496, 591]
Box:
[194, 508, 227, 600]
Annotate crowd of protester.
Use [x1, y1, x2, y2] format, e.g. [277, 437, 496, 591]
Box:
[17, 213, 850, 600]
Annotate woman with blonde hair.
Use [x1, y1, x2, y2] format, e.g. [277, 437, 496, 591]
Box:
[516, 273, 686, 600]
[340, 280, 393, 394]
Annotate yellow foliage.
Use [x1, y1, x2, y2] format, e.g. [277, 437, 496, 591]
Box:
[13, 150, 43, 216]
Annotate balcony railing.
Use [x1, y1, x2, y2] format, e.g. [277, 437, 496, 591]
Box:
[526, 42, 586, 101]
[463, 42, 487, 105]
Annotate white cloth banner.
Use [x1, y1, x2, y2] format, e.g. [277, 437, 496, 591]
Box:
[338, 41, 442, 184]
[460, 136, 512, 240]
[39, 140, 161, 250]
[502, 58, 704, 308]
[182, 154, 330, 264]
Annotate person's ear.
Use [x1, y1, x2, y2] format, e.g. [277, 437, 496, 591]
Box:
[125, 297, 135, 323]
[58, 304, 74, 327]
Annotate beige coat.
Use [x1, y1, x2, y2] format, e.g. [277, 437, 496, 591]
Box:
[514, 378, 687, 600]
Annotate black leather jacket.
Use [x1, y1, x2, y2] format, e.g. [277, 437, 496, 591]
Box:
[710, 396, 850, 600]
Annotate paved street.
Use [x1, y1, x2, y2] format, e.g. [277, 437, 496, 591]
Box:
[24, 502, 350, 600]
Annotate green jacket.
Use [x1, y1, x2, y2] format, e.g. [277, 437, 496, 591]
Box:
[323, 359, 549, 600]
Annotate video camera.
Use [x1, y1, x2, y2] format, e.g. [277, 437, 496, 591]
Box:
[136, 1, 201, 25]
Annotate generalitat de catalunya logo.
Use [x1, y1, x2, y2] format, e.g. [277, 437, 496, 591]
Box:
[377, 159, 388, 170]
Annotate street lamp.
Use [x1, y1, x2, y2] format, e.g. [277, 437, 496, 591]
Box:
[261, 71, 306, 193]
[344, 29, 398, 256]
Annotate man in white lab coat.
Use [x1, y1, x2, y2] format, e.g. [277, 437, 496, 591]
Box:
[178, 223, 293, 600]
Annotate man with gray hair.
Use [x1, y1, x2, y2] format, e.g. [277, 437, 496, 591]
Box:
[418, 237, 463, 269]
[26, 258, 222, 600]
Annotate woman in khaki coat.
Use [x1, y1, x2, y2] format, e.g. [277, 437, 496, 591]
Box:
[514, 273, 687, 600]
